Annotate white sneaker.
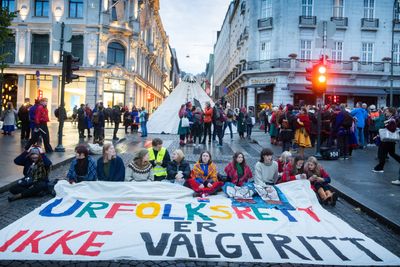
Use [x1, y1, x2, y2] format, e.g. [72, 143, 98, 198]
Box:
[391, 180, 400, 185]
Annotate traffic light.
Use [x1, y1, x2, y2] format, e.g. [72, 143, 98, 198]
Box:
[305, 62, 328, 95]
[65, 54, 80, 83]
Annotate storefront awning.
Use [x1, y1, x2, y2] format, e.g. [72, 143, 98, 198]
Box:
[290, 86, 387, 96]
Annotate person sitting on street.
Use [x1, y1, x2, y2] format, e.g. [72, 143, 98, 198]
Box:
[97, 143, 125, 181]
[279, 156, 306, 184]
[187, 151, 223, 197]
[125, 149, 153, 182]
[224, 152, 253, 186]
[8, 146, 52, 202]
[166, 149, 191, 185]
[148, 138, 171, 181]
[304, 156, 338, 206]
[254, 148, 279, 187]
[67, 144, 97, 184]
[277, 151, 292, 178]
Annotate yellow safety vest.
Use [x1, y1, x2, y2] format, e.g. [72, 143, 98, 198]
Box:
[148, 147, 167, 177]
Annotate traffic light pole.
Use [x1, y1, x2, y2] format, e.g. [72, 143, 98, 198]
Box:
[55, 23, 66, 152]
[315, 94, 324, 159]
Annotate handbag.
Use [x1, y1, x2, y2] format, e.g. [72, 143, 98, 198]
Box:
[181, 117, 190, 127]
[379, 128, 400, 142]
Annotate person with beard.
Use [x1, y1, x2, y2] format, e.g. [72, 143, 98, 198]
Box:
[8, 146, 52, 202]
[67, 145, 97, 183]
[125, 149, 154, 182]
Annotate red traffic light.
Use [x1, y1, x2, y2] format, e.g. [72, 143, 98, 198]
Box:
[304, 62, 328, 95]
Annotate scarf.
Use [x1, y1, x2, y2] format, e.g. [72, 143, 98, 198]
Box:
[236, 163, 244, 179]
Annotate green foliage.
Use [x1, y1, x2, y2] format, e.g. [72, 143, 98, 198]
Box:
[0, 7, 17, 68]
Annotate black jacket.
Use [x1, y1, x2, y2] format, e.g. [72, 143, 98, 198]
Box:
[166, 160, 191, 181]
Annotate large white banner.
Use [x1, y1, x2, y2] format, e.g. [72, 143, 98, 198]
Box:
[0, 180, 399, 265]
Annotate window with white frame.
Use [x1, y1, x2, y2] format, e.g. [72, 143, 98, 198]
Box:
[260, 41, 271, 60]
[333, 0, 344, 18]
[361, 42, 374, 63]
[302, 0, 313, 16]
[261, 0, 272, 18]
[394, 43, 400, 64]
[300, 40, 312, 59]
[363, 0, 374, 19]
[332, 41, 343, 61]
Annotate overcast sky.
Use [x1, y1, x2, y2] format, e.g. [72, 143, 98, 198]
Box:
[159, 0, 231, 75]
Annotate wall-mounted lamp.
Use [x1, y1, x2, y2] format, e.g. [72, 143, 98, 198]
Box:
[19, 5, 29, 21]
[54, 7, 63, 22]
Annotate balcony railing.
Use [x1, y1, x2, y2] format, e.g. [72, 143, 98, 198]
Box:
[258, 17, 273, 29]
[361, 18, 379, 30]
[299, 16, 317, 27]
[330, 17, 348, 28]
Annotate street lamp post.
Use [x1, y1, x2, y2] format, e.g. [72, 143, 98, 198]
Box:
[390, 0, 400, 107]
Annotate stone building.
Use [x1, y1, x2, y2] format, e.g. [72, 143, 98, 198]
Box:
[1, 0, 172, 116]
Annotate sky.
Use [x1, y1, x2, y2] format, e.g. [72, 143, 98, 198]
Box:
[159, 0, 232, 75]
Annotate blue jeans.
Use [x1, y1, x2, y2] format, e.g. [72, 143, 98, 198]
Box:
[355, 127, 365, 147]
[224, 121, 233, 139]
[141, 121, 147, 137]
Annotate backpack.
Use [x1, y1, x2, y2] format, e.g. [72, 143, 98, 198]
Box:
[92, 112, 99, 124]
[193, 113, 202, 125]
[54, 108, 59, 118]
[144, 112, 149, 121]
[342, 112, 353, 128]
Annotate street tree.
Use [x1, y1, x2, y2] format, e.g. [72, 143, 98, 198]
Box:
[0, 6, 17, 113]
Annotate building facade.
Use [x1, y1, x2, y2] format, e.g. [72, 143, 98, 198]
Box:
[1, 0, 172, 116]
[213, 0, 400, 114]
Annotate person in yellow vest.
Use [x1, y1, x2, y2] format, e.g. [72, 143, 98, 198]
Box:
[148, 138, 171, 181]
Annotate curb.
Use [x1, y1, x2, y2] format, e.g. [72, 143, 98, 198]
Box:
[0, 137, 127, 195]
[330, 185, 400, 234]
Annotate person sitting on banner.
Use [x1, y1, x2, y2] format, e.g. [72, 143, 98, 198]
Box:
[254, 148, 279, 187]
[148, 138, 171, 181]
[279, 155, 306, 184]
[223, 152, 255, 200]
[97, 143, 125, 181]
[187, 151, 223, 197]
[125, 149, 154, 182]
[8, 146, 52, 202]
[67, 144, 97, 184]
[224, 152, 253, 186]
[166, 149, 191, 185]
[304, 156, 338, 206]
[277, 151, 292, 179]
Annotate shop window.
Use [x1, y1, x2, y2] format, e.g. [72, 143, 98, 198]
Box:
[107, 42, 125, 66]
[71, 35, 83, 65]
[0, 35, 15, 63]
[31, 34, 49, 64]
[69, 0, 84, 18]
[1, 74, 18, 110]
[35, 0, 49, 17]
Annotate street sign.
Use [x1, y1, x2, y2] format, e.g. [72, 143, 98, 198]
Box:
[317, 21, 336, 38]
[52, 23, 72, 42]
[63, 42, 72, 53]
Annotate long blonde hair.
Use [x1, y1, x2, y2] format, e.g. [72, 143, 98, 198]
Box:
[304, 156, 321, 177]
[102, 143, 116, 162]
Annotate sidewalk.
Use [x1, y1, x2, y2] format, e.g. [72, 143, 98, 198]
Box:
[0, 121, 126, 191]
[251, 130, 400, 232]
